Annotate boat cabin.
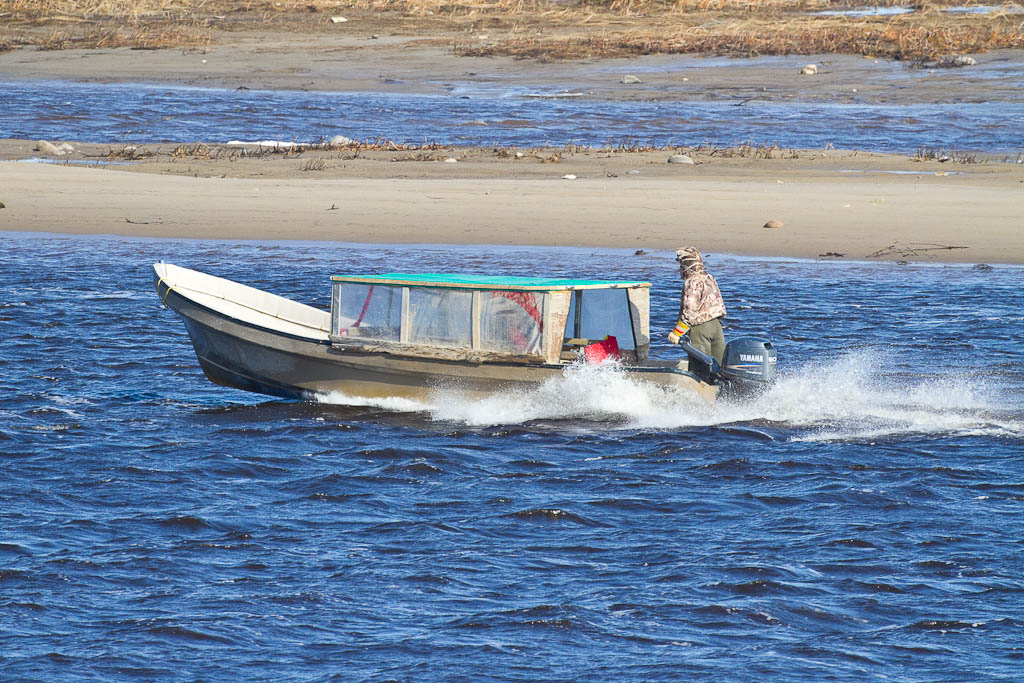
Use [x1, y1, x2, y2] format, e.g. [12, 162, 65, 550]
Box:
[329, 273, 651, 365]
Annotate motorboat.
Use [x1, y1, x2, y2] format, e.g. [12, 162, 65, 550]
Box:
[153, 263, 775, 403]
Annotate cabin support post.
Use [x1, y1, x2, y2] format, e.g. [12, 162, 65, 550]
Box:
[330, 281, 342, 339]
[471, 291, 482, 350]
[572, 290, 583, 339]
[399, 287, 410, 343]
[626, 286, 651, 362]
[543, 290, 572, 364]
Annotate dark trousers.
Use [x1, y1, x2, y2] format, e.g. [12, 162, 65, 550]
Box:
[689, 318, 725, 365]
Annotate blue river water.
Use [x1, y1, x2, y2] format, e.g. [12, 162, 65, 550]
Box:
[2, 232, 1022, 679]
[2, 79, 1023, 152]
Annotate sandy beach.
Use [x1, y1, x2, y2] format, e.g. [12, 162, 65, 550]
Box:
[2, 144, 1022, 262]
[2, 32, 1023, 263]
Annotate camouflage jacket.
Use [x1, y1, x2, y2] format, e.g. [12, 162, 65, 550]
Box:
[676, 247, 727, 326]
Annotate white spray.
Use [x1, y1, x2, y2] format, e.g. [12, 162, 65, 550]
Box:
[316, 351, 1023, 441]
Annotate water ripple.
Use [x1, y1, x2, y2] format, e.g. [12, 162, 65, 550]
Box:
[2, 80, 1023, 152]
[0, 233, 1022, 679]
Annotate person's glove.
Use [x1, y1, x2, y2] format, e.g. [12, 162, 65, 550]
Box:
[667, 319, 689, 345]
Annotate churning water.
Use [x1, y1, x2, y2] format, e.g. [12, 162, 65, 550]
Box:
[2, 78, 1024, 152]
[2, 233, 1023, 679]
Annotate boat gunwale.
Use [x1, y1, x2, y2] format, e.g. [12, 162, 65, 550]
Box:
[154, 262, 331, 339]
[158, 279, 331, 346]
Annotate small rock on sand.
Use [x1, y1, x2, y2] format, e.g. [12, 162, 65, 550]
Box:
[36, 140, 67, 156]
[668, 154, 694, 165]
[763, 219, 784, 229]
[330, 16, 347, 23]
[621, 75, 642, 84]
[800, 64, 818, 75]
[444, 158, 458, 163]
[0, 201, 5, 209]
[515, 152, 525, 158]
[562, 174, 577, 180]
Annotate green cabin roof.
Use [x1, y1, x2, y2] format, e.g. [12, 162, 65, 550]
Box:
[330, 273, 651, 291]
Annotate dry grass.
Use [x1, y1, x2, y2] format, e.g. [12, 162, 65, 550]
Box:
[509, 139, 809, 157]
[691, 140, 801, 159]
[5, 0, 221, 49]
[4, 0, 334, 20]
[3, 0, 324, 48]
[103, 144, 157, 159]
[913, 146, 984, 163]
[171, 143, 219, 159]
[6, 0, 1023, 21]
[92, 138, 455, 163]
[598, 137, 662, 152]
[458, 19, 1024, 62]
[35, 25, 211, 49]
[420, 0, 1023, 62]
[89, 140, 848, 167]
[5, 0, 1023, 58]
[338, 0, 893, 16]
[299, 157, 329, 171]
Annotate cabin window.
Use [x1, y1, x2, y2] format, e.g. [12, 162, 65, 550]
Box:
[565, 288, 636, 350]
[479, 290, 544, 355]
[332, 283, 402, 340]
[407, 287, 473, 347]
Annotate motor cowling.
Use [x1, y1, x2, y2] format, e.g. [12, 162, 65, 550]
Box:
[720, 338, 777, 393]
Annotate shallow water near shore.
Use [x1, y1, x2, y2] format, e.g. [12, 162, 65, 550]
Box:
[3, 78, 1024, 152]
[2, 232, 1023, 679]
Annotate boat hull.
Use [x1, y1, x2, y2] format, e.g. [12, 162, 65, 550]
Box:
[157, 274, 718, 403]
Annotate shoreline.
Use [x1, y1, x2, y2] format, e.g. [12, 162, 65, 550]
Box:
[3, 148, 1022, 265]
[10, 229, 1024, 270]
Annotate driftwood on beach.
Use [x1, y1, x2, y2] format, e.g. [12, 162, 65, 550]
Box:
[867, 243, 969, 259]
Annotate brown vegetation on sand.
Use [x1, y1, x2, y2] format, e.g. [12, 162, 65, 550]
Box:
[3, 0, 220, 49]
[459, 21, 1024, 62]
[2, 0, 1023, 60]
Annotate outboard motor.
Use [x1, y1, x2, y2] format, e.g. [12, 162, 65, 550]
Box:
[680, 336, 777, 398]
[720, 337, 777, 397]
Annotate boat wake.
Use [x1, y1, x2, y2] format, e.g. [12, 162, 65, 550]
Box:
[315, 351, 1023, 441]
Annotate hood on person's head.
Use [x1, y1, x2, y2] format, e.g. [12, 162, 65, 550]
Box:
[676, 246, 705, 276]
